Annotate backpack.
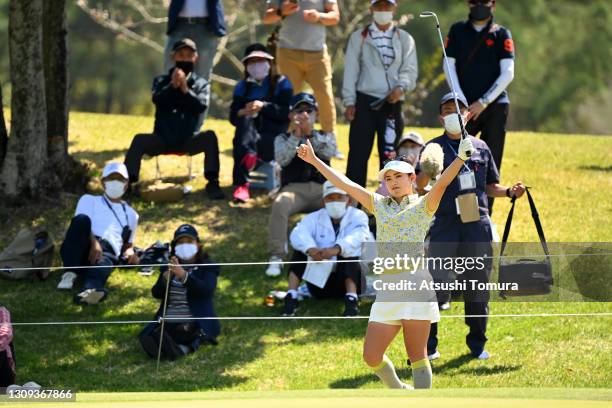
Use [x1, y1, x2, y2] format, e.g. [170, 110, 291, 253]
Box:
[0, 228, 55, 281]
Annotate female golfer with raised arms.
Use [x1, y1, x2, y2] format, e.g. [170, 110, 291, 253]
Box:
[296, 126, 474, 389]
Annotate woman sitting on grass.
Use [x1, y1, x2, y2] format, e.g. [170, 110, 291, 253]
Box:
[139, 224, 220, 360]
[295, 132, 474, 389]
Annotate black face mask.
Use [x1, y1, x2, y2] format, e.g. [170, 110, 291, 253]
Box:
[469, 4, 492, 21]
[175, 60, 194, 74]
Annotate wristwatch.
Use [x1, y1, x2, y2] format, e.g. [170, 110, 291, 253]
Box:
[478, 97, 489, 109]
[506, 187, 512, 198]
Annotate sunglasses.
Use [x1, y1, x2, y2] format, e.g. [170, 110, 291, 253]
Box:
[294, 108, 315, 114]
[382, 154, 413, 166]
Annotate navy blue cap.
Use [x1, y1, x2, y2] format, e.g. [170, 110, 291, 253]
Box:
[290, 93, 318, 111]
[440, 92, 468, 109]
[173, 224, 199, 242]
[172, 38, 198, 53]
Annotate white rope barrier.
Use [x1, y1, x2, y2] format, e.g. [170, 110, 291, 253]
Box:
[2, 252, 611, 272]
[9, 312, 612, 326]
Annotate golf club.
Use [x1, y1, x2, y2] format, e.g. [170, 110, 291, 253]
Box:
[420, 11, 471, 156]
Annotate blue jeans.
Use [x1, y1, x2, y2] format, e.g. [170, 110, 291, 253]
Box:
[164, 21, 218, 128]
[60, 214, 117, 291]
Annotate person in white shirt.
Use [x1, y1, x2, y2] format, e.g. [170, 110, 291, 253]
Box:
[282, 181, 370, 317]
[342, 0, 418, 188]
[58, 163, 140, 305]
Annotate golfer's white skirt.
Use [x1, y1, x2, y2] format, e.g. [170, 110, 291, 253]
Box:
[368, 301, 440, 326]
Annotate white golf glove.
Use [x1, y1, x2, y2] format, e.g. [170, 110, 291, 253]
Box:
[458, 138, 475, 161]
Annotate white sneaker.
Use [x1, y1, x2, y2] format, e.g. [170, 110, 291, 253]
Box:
[428, 350, 441, 361]
[75, 289, 106, 305]
[400, 382, 414, 390]
[22, 382, 42, 390]
[57, 271, 77, 290]
[265, 256, 283, 277]
[476, 350, 490, 360]
[6, 384, 22, 393]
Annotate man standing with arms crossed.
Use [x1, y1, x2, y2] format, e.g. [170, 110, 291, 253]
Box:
[263, 0, 340, 155]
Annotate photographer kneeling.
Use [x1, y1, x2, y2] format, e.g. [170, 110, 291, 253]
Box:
[139, 224, 220, 360]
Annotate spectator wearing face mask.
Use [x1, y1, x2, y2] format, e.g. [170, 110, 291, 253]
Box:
[139, 224, 220, 360]
[57, 163, 140, 305]
[263, 0, 340, 147]
[375, 132, 424, 197]
[229, 43, 293, 203]
[416, 92, 526, 361]
[343, 0, 418, 188]
[265, 93, 337, 277]
[444, 0, 515, 213]
[124, 38, 224, 200]
[282, 181, 370, 317]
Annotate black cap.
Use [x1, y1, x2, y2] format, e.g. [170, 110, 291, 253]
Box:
[440, 92, 469, 109]
[242, 43, 274, 63]
[173, 224, 199, 243]
[289, 92, 318, 111]
[172, 38, 198, 53]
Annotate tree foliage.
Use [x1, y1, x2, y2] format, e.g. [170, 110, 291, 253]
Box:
[0, 0, 610, 134]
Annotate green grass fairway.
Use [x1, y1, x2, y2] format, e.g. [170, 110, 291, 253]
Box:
[3, 389, 611, 408]
[0, 111, 611, 393]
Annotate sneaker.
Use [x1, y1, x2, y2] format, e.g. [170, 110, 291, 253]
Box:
[342, 294, 359, 317]
[240, 153, 259, 172]
[400, 383, 414, 390]
[6, 384, 22, 393]
[265, 256, 283, 277]
[407, 351, 440, 367]
[475, 350, 490, 360]
[205, 181, 225, 200]
[428, 350, 441, 361]
[439, 302, 451, 311]
[57, 271, 77, 290]
[74, 288, 107, 305]
[282, 293, 298, 317]
[232, 183, 250, 203]
[22, 382, 42, 391]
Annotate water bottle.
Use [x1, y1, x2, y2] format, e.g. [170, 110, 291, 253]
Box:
[33, 237, 46, 256]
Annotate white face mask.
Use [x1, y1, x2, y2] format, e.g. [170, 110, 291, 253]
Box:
[398, 147, 421, 165]
[104, 180, 126, 199]
[325, 201, 347, 219]
[246, 61, 270, 81]
[175, 243, 198, 261]
[443, 113, 465, 135]
[373, 11, 394, 26]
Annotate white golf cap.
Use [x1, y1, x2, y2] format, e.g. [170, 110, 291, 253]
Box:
[102, 162, 129, 180]
[322, 180, 347, 198]
[378, 160, 415, 182]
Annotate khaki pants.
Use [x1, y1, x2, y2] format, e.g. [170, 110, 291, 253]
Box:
[276, 47, 336, 134]
[268, 182, 323, 258]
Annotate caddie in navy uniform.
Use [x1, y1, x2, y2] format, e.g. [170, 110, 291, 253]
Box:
[416, 93, 526, 361]
[443, 0, 515, 213]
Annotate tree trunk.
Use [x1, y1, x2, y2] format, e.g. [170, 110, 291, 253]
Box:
[0, 0, 48, 198]
[43, 0, 69, 165]
[0, 82, 7, 168]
